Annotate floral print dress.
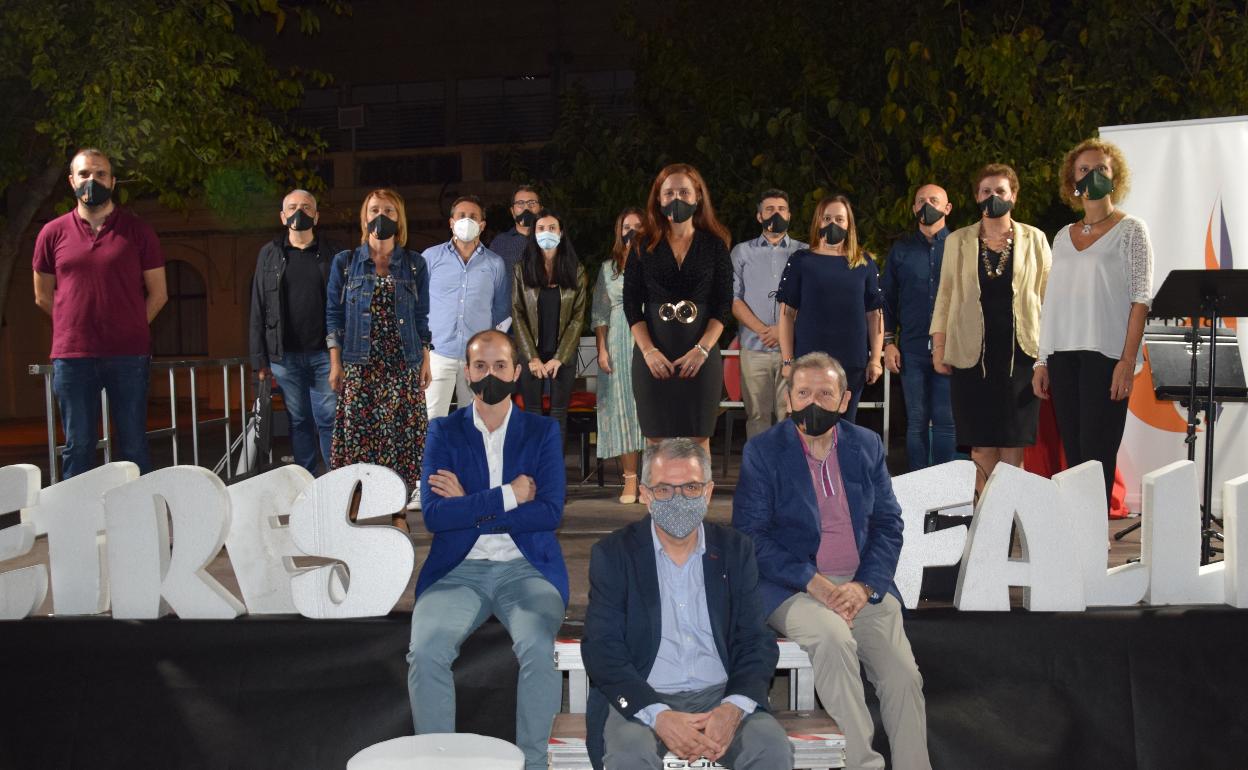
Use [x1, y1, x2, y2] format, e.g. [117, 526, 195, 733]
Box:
[331, 275, 427, 489]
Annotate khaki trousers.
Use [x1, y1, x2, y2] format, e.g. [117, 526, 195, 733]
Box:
[739, 348, 787, 438]
[769, 585, 931, 770]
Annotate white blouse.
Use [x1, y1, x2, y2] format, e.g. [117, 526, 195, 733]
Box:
[1038, 215, 1154, 364]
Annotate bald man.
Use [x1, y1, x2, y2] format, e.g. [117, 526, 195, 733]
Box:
[249, 189, 340, 474]
[880, 184, 956, 471]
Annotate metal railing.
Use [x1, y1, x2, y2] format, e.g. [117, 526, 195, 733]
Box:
[28, 357, 253, 484]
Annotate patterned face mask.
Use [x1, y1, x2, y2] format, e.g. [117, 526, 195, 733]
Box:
[649, 493, 707, 539]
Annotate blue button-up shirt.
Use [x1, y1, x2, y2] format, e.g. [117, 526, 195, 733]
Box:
[637, 522, 757, 728]
[881, 227, 948, 354]
[422, 240, 511, 359]
[489, 227, 528, 273]
[732, 234, 808, 351]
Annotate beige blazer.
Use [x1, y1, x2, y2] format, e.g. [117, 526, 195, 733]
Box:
[929, 221, 1051, 369]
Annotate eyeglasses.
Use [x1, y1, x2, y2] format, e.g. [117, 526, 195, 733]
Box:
[644, 481, 708, 501]
[513, 199, 540, 210]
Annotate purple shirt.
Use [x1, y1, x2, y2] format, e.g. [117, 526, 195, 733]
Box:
[798, 426, 860, 577]
[32, 207, 164, 358]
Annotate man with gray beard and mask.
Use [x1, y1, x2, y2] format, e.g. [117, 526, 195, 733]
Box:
[734, 351, 929, 770]
[582, 438, 791, 770]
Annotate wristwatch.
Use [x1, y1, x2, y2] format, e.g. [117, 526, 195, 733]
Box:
[859, 582, 876, 599]
[782, 358, 794, 366]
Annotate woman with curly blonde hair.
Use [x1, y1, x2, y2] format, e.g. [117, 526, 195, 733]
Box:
[1032, 138, 1154, 508]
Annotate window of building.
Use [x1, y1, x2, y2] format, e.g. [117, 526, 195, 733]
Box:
[151, 259, 208, 357]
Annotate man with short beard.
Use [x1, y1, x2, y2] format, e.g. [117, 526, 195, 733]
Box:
[33, 148, 167, 478]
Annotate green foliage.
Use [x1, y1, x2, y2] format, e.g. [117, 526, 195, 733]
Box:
[545, 0, 1248, 264]
[0, 0, 342, 225]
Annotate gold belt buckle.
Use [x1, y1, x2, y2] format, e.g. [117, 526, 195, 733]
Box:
[659, 300, 697, 324]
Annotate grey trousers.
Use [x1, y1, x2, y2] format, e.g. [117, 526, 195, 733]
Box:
[739, 348, 787, 438]
[603, 683, 792, 770]
[769, 586, 931, 770]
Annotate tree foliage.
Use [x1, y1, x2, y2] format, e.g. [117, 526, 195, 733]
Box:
[0, 0, 345, 322]
[546, 0, 1248, 267]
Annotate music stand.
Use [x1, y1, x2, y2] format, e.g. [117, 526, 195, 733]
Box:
[1131, 270, 1248, 563]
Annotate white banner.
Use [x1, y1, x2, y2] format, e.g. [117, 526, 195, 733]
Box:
[1100, 116, 1248, 515]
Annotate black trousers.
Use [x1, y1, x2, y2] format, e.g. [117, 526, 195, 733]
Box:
[1047, 350, 1130, 507]
[519, 357, 575, 440]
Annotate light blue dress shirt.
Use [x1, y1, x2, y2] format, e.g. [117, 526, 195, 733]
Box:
[731, 234, 808, 351]
[421, 240, 511, 359]
[636, 522, 757, 727]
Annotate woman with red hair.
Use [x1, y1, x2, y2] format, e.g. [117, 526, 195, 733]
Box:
[623, 164, 733, 446]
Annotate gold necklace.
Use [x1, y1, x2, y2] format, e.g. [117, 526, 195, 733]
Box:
[979, 223, 1013, 279]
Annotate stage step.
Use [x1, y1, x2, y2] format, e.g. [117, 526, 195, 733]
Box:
[548, 711, 846, 769]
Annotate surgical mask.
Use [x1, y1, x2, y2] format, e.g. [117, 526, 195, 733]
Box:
[536, 231, 561, 250]
[661, 199, 697, 224]
[1074, 170, 1114, 201]
[469, 373, 513, 405]
[286, 210, 315, 231]
[820, 222, 847, 246]
[368, 214, 398, 240]
[916, 203, 944, 226]
[791, 402, 841, 436]
[762, 212, 789, 234]
[980, 195, 1013, 219]
[650, 493, 707, 539]
[453, 217, 482, 243]
[75, 179, 112, 208]
[515, 209, 537, 227]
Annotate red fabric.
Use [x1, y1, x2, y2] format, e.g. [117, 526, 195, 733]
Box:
[1024, 397, 1128, 517]
[32, 207, 165, 358]
[513, 392, 597, 412]
[723, 337, 742, 402]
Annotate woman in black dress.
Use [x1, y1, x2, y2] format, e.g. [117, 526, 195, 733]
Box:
[931, 164, 1052, 496]
[624, 163, 733, 446]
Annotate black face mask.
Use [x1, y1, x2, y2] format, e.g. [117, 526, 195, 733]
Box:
[368, 214, 399, 240]
[515, 209, 537, 228]
[1074, 169, 1114, 201]
[791, 401, 842, 436]
[820, 222, 848, 246]
[980, 195, 1013, 219]
[621, 230, 635, 246]
[916, 203, 945, 227]
[75, 179, 112, 208]
[762, 212, 789, 234]
[661, 199, 697, 224]
[469, 373, 514, 405]
[286, 210, 315, 232]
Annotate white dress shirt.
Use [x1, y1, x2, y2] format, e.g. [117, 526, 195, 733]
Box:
[464, 401, 524, 561]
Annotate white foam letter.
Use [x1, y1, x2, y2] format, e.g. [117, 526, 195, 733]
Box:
[225, 465, 315, 614]
[1141, 461, 1224, 605]
[289, 464, 414, 619]
[105, 466, 246, 619]
[0, 465, 47, 619]
[892, 460, 974, 608]
[955, 463, 1085, 611]
[1054, 461, 1148, 607]
[1224, 474, 1248, 608]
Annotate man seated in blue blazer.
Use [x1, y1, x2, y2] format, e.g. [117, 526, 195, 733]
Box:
[406, 329, 567, 770]
[582, 438, 791, 770]
[734, 351, 931, 770]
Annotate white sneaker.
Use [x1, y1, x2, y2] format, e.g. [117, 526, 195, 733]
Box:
[407, 488, 421, 511]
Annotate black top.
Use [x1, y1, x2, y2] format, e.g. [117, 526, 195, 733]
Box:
[622, 229, 733, 328]
[537, 285, 561, 360]
[979, 247, 1015, 365]
[774, 249, 883, 370]
[281, 238, 328, 353]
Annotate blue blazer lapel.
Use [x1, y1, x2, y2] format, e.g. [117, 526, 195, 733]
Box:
[630, 518, 662, 662]
[781, 425, 821, 532]
[501, 402, 526, 481]
[835, 427, 866, 529]
[458, 405, 490, 492]
[702, 526, 731, 664]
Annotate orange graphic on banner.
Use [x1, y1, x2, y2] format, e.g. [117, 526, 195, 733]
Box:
[1204, 206, 1238, 330]
[1128, 345, 1189, 433]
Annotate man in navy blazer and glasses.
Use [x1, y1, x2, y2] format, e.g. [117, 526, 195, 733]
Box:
[734, 351, 930, 770]
[406, 329, 567, 770]
[582, 438, 791, 770]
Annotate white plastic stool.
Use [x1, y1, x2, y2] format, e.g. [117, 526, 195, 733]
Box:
[347, 734, 524, 770]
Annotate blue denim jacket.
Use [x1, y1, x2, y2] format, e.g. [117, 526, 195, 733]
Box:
[325, 245, 431, 367]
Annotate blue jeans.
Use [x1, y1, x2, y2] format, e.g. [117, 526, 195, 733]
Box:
[898, 350, 955, 470]
[53, 356, 151, 478]
[407, 558, 565, 770]
[269, 351, 336, 474]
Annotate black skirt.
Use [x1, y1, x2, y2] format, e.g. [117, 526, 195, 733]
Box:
[632, 303, 723, 438]
[950, 344, 1039, 448]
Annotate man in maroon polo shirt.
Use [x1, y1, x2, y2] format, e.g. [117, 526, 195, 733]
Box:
[32, 148, 167, 478]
